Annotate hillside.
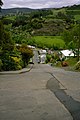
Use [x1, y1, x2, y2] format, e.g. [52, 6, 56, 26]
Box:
[0, 4, 80, 41]
[67, 4, 80, 10]
[66, 5, 80, 21]
[1, 8, 36, 15]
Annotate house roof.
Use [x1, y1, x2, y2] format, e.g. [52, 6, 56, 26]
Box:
[61, 50, 74, 57]
[39, 49, 47, 54]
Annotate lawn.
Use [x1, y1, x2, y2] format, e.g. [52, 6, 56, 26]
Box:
[74, 15, 80, 20]
[65, 57, 77, 66]
[33, 36, 65, 49]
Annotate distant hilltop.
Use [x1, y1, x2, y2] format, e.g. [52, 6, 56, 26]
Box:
[1, 8, 36, 15]
[0, 4, 80, 15]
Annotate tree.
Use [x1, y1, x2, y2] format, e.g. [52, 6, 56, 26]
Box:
[63, 24, 80, 61]
[0, 21, 14, 51]
[72, 24, 80, 61]
[0, 20, 4, 47]
[0, 0, 3, 9]
[0, 0, 3, 6]
[19, 44, 33, 67]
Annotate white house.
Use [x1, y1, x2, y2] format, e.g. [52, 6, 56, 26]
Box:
[27, 45, 35, 49]
[39, 49, 47, 54]
[40, 54, 46, 63]
[39, 49, 47, 63]
[59, 50, 75, 60]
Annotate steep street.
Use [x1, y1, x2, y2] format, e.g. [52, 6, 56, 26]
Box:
[0, 63, 80, 120]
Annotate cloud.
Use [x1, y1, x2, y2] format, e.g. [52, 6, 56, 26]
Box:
[11, 4, 23, 8]
[2, 0, 80, 9]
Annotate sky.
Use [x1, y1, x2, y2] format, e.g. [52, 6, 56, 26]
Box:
[2, 0, 80, 9]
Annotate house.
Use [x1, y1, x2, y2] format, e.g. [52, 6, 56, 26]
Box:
[39, 49, 47, 54]
[59, 50, 75, 60]
[39, 49, 47, 63]
[27, 45, 35, 49]
[40, 54, 46, 63]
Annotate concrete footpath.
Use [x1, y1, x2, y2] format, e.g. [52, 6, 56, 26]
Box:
[0, 64, 33, 75]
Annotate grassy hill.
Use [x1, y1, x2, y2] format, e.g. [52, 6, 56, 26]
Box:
[33, 36, 65, 49]
[1, 4, 80, 49]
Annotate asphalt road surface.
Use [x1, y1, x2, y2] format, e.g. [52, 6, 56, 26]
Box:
[0, 63, 80, 120]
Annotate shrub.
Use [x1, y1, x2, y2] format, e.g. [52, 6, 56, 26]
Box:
[11, 56, 23, 69]
[11, 56, 21, 63]
[54, 53, 60, 61]
[1, 53, 22, 71]
[61, 61, 68, 67]
[0, 59, 3, 71]
[46, 54, 52, 63]
[74, 61, 80, 71]
[19, 44, 33, 67]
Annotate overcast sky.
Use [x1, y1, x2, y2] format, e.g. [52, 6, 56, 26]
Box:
[2, 0, 80, 9]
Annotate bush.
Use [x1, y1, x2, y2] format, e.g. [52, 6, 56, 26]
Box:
[61, 61, 69, 67]
[11, 56, 23, 69]
[46, 54, 52, 63]
[19, 44, 33, 67]
[54, 53, 60, 61]
[0, 59, 3, 71]
[1, 53, 22, 71]
[74, 61, 80, 71]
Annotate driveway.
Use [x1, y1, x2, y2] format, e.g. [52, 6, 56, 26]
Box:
[0, 64, 80, 120]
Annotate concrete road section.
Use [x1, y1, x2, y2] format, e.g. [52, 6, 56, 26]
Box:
[0, 64, 80, 120]
[40, 64, 80, 120]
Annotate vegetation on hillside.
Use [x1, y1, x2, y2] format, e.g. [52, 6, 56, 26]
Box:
[33, 36, 65, 49]
[0, 21, 33, 71]
[0, 3, 80, 71]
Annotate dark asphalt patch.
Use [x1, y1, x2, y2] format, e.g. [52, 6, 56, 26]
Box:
[46, 77, 80, 120]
